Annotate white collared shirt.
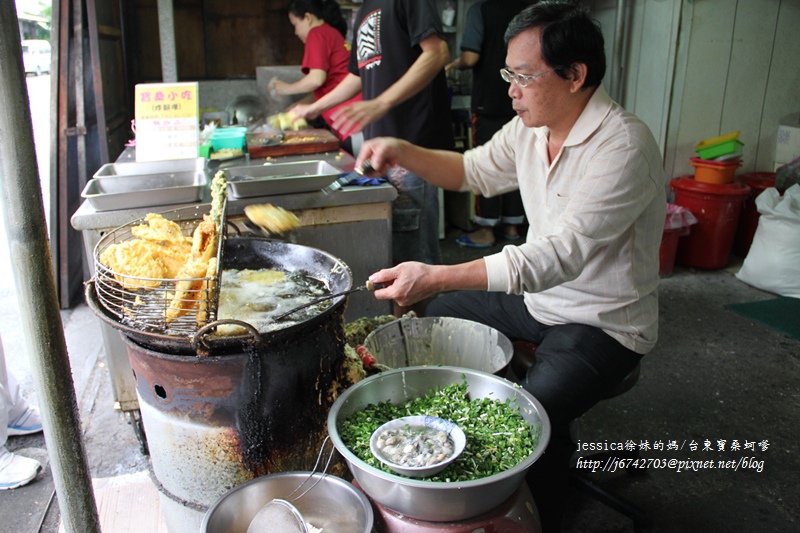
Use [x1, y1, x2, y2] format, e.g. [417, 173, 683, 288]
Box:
[463, 86, 667, 354]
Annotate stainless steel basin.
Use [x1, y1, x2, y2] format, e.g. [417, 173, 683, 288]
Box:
[201, 472, 373, 533]
[327, 366, 551, 522]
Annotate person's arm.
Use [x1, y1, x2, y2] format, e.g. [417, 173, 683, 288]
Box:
[450, 50, 480, 70]
[331, 34, 450, 136]
[447, 2, 483, 72]
[270, 69, 327, 96]
[291, 73, 362, 120]
[369, 259, 488, 307]
[357, 137, 465, 191]
[280, 93, 314, 114]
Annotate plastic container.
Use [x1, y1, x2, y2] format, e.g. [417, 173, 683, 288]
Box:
[671, 177, 750, 269]
[659, 228, 682, 277]
[690, 157, 741, 184]
[660, 204, 698, 277]
[733, 172, 776, 257]
[694, 131, 743, 160]
[696, 139, 744, 160]
[210, 127, 247, 151]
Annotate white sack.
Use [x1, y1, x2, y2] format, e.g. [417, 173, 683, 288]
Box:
[736, 184, 800, 298]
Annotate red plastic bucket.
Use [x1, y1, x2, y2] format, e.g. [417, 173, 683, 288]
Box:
[733, 172, 776, 257]
[671, 177, 750, 269]
[659, 227, 682, 277]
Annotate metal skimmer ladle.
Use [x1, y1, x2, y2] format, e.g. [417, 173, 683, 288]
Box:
[273, 280, 386, 321]
[246, 436, 335, 533]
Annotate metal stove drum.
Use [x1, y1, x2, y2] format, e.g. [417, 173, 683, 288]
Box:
[86, 204, 356, 533]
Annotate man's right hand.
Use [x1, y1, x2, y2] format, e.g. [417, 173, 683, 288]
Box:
[356, 137, 409, 175]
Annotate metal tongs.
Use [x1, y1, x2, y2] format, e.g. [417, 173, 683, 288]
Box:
[274, 280, 386, 321]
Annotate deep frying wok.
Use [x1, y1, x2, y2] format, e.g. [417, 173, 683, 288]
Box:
[86, 237, 353, 355]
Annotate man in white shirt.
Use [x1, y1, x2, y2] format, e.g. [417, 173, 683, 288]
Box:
[359, 2, 667, 530]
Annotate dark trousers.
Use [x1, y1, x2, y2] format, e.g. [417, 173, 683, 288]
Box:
[427, 291, 642, 532]
[471, 114, 525, 227]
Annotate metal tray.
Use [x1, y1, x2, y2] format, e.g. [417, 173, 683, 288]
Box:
[226, 160, 340, 198]
[81, 171, 207, 211]
[93, 157, 208, 178]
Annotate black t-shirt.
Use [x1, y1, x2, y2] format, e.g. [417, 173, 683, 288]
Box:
[462, 0, 532, 118]
[349, 0, 454, 150]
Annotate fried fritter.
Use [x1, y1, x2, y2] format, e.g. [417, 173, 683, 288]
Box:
[196, 258, 218, 327]
[130, 213, 188, 244]
[210, 171, 227, 228]
[100, 172, 227, 326]
[190, 215, 219, 261]
[166, 215, 220, 323]
[244, 204, 301, 235]
[165, 258, 210, 322]
[99, 239, 191, 289]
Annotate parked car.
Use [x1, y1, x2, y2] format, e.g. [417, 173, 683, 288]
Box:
[21, 39, 51, 76]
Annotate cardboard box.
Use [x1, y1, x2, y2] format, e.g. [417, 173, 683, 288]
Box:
[775, 112, 800, 167]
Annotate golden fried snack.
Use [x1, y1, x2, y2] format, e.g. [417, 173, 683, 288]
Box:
[195, 258, 218, 327]
[130, 213, 188, 244]
[190, 215, 219, 262]
[166, 214, 220, 323]
[99, 240, 191, 289]
[165, 258, 209, 323]
[209, 171, 227, 228]
[156, 241, 194, 278]
[244, 204, 301, 235]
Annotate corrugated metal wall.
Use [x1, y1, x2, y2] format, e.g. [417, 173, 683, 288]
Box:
[598, 0, 800, 179]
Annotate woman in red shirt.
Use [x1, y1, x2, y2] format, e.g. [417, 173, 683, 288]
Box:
[270, 0, 362, 146]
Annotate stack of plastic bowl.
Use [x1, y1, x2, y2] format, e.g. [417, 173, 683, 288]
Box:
[667, 131, 751, 270]
[691, 131, 744, 184]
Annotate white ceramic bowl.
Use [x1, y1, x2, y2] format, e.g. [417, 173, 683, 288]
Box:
[369, 416, 466, 478]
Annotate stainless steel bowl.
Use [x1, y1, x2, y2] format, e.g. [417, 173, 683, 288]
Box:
[201, 472, 373, 533]
[363, 316, 514, 374]
[327, 366, 551, 522]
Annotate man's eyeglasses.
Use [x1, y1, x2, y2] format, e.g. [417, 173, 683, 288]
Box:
[500, 67, 558, 88]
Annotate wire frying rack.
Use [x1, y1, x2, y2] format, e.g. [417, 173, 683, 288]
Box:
[92, 202, 228, 337]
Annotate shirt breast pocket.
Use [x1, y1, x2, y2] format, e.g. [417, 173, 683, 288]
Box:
[546, 189, 570, 215]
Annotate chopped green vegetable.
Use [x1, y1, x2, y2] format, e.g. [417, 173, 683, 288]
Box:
[338, 380, 540, 482]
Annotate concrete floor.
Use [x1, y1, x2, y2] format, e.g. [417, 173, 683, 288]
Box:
[1, 226, 798, 532]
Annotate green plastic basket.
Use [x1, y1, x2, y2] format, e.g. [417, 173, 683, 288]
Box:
[696, 139, 743, 160]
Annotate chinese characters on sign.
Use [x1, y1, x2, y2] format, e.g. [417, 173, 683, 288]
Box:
[134, 82, 199, 162]
[574, 438, 770, 473]
[575, 438, 770, 453]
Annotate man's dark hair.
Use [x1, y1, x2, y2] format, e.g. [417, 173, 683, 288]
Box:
[505, 1, 606, 88]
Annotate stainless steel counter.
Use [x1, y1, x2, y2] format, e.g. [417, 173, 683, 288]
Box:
[72, 149, 396, 412]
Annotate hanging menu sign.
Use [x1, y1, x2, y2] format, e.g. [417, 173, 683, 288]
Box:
[134, 82, 199, 162]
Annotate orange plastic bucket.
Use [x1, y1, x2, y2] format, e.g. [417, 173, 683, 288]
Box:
[671, 178, 750, 269]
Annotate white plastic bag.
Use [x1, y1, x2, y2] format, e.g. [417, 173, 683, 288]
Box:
[736, 184, 800, 297]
